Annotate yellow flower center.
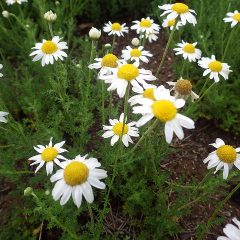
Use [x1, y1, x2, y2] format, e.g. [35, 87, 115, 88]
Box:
[117, 64, 139, 81]
[111, 22, 122, 31]
[143, 88, 156, 101]
[130, 48, 142, 57]
[183, 43, 195, 53]
[168, 19, 176, 27]
[233, 13, 240, 22]
[208, 60, 223, 72]
[41, 41, 58, 54]
[41, 147, 58, 162]
[151, 100, 177, 122]
[175, 79, 192, 95]
[64, 161, 89, 186]
[140, 19, 152, 28]
[216, 145, 237, 163]
[112, 123, 129, 135]
[172, 3, 189, 14]
[101, 54, 118, 68]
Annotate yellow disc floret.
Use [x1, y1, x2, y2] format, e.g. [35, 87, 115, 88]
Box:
[216, 145, 237, 163]
[233, 13, 240, 22]
[183, 43, 195, 53]
[130, 49, 142, 57]
[111, 23, 122, 31]
[140, 19, 152, 28]
[143, 88, 156, 101]
[208, 60, 223, 72]
[113, 123, 129, 135]
[41, 41, 58, 54]
[168, 19, 176, 27]
[172, 3, 189, 14]
[101, 54, 118, 68]
[151, 100, 177, 122]
[64, 161, 89, 186]
[175, 79, 192, 95]
[117, 64, 139, 81]
[41, 147, 58, 162]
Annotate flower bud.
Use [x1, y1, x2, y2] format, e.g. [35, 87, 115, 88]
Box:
[44, 10, 57, 22]
[89, 27, 101, 40]
[24, 187, 33, 196]
[2, 10, 9, 18]
[131, 38, 140, 47]
[104, 43, 111, 49]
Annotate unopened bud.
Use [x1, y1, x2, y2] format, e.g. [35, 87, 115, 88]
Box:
[131, 38, 140, 47]
[89, 27, 101, 40]
[44, 10, 57, 22]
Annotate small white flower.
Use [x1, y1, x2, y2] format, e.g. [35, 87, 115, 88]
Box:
[159, 3, 197, 26]
[44, 10, 57, 22]
[2, 10, 9, 18]
[102, 113, 139, 147]
[89, 27, 101, 40]
[30, 36, 68, 66]
[121, 46, 152, 66]
[218, 218, 240, 240]
[0, 111, 9, 123]
[101, 61, 156, 98]
[167, 78, 199, 102]
[142, 30, 159, 43]
[133, 85, 195, 144]
[198, 55, 232, 82]
[131, 17, 160, 35]
[203, 138, 240, 180]
[224, 10, 240, 28]
[131, 38, 140, 47]
[162, 18, 182, 30]
[173, 41, 202, 62]
[0, 64, 3, 77]
[103, 21, 128, 37]
[29, 137, 68, 175]
[51, 155, 107, 208]
[6, 0, 27, 5]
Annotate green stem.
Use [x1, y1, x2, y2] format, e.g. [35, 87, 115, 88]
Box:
[87, 203, 94, 227]
[198, 78, 210, 97]
[121, 83, 130, 138]
[192, 170, 212, 195]
[48, 23, 54, 38]
[180, 61, 186, 77]
[101, 81, 105, 124]
[109, 92, 112, 118]
[198, 82, 215, 102]
[111, 35, 116, 52]
[86, 41, 95, 99]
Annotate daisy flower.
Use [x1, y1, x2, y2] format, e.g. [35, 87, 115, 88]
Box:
[88, 53, 119, 78]
[198, 55, 232, 82]
[173, 41, 202, 62]
[102, 113, 139, 147]
[121, 46, 152, 66]
[167, 78, 199, 102]
[0, 64, 3, 77]
[203, 138, 240, 180]
[101, 61, 156, 98]
[6, 0, 27, 5]
[133, 85, 195, 144]
[162, 18, 182, 30]
[224, 10, 240, 28]
[0, 111, 9, 123]
[159, 3, 197, 26]
[50, 155, 107, 207]
[218, 218, 240, 240]
[103, 21, 128, 37]
[131, 17, 160, 35]
[30, 36, 68, 67]
[142, 30, 159, 43]
[29, 137, 68, 175]
[128, 85, 157, 106]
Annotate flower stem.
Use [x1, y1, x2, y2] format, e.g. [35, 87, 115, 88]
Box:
[101, 81, 105, 124]
[87, 203, 94, 228]
[48, 23, 54, 38]
[111, 35, 116, 52]
[86, 41, 95, 99]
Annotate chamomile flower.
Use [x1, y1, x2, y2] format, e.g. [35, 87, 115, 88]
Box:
[142, 30, 159, 43]
[121, 46, 152, 66]
[0, 111, 9, 123]
[167, 78, 199, 102]
[203, 138, 240, 180]
[6, 0, 27, 5]
[30, 36, 68, 67]
[88, 53, 119, 78]
[101, 61, 156, 98]
[162, 18, 182, 30]
[218, 218, 240, 240]
[102, 113, 139, 147]
[29, 137, 68, 175]
[159, 3, 197, 26]
[133, 85, 195, 143]
[224, 10, 240, 28]
[131, 17, 160, 35]
[50, 155, 107, 207]
[173, 41, 202, 62]
[128, 85, 157, 106]
[0, 64, 3, 77]
[198, 55, 232, 82]
[103, 21, 128, 37]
